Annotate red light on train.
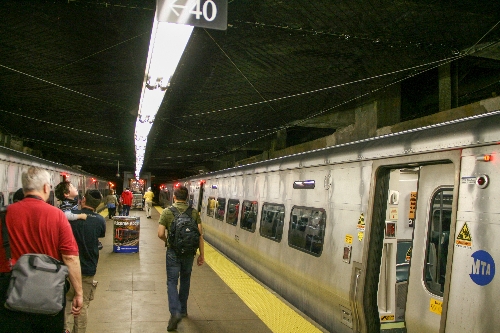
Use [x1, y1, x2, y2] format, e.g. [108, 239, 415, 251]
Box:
[174, 183, 181, 188]
[91, 178, 97, 183]
[476, 154, 493, 162]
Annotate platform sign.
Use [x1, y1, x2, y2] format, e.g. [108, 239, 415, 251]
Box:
[113, 216, 140, 253]
[156, 0, 228, 30]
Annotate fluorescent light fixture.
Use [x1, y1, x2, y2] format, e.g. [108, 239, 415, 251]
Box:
[134, 19, 194, 179]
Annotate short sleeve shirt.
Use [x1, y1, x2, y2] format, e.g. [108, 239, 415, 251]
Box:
[0, 197, 79, 272]
[158, 201, 201, 248]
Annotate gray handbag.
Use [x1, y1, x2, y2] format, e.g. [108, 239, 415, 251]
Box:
[4, 253, 68, 315]
[1, 207, 69, 315]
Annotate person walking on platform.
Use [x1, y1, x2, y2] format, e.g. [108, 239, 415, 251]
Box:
[0, 167, 83, 332]
[120, 187, 133, 216]
[64, 189, 106, 333]
[157, 186, 205, 331]
[143, 187, 154, 219]
[104, 189, 119, 219]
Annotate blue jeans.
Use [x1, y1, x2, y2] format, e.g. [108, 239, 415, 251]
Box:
[122, 205, 130, 216]
[166, 248, 194, 315]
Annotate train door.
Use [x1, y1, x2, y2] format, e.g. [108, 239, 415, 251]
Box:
[197, 181, 204, 213]
[404, 164, 454, 332]
[360, 159, 457, 333]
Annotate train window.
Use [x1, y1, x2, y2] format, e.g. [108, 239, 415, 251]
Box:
[289, 206, 326, 256]
[396, 240, 412, 282]
[240, 200, 258, 232]
[189, 194, 194, 207]
[8, 192, 15, 205]
[0, 193, 4, 206]
[259, 203, 285, 242]
[226, 199, 240, 226]
[159, 190, 170, 208]
[424, 188, 452, 296]
[215, 198, 226, 221]
[47, 191, 55, 206]
[207, 197, 216, 217]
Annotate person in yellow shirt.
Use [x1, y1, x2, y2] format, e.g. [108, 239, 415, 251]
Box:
[143, 187, 155, 219]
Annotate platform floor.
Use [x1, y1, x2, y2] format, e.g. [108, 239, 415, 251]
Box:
[87, 205, 327, 333]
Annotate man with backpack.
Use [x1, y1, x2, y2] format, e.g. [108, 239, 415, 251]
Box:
[157, 185, 204, 331]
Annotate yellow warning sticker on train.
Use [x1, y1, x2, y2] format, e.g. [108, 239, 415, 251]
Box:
[405, 247, 412, 262]
[408, 191, 417, 219]
[345, 234, 353, 244]
[380, 315, 395, 321]
[429, 298, 442, 315]
[357, 213, 365, 231]
[456, 222, 472, 248]
[358, 231, 364, 241]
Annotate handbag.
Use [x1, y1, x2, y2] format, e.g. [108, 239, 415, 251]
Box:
[1, 207, 68, 315]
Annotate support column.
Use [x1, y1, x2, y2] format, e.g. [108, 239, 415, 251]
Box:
[377, 83, 401, 127]
[439, 63, 452, 111]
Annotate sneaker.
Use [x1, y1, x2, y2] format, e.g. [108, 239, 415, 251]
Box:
[167, 314, 182, 331]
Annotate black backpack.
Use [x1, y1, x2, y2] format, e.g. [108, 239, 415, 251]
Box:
[168, 206, 200, 257]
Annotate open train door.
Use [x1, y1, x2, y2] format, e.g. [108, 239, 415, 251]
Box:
[360, 157, 458, 333]
[197, 181, 205, 213]
[404, 163, 455, 332]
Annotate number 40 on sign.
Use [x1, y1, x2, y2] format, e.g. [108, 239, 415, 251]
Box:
[157, 0, 228, 31]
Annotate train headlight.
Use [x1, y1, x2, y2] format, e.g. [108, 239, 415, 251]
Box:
[476, 174, 489, 189]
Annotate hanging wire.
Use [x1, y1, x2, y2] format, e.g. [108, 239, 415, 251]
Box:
[204, 32, 500, 161]
[0, 109, 116, 139]
[203, 30, 286, 125]
[181, 54, 463, 119]
[49, 32, 150, 72]
[0, 64, 128, 110]
[66, 0, 154, 11]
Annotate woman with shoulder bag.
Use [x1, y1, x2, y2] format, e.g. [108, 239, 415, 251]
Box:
[104, 189, 118, 219]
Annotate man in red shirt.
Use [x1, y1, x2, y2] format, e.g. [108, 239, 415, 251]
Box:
[120, 187, 133, 216]
[0, 167, 83, 332]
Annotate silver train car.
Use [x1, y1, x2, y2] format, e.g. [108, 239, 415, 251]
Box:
[0, 146, 109, 210]
[173, 110, 500, 333]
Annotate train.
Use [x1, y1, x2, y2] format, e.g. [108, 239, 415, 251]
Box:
[167, 110, 500, 333]
[0, 145, 109, 210]
[114, 227, 140, 245]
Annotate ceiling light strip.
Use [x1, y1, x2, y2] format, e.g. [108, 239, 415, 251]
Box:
[134, 19, 193, 179]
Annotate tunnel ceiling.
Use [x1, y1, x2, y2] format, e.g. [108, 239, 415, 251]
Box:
[0, 0, 499, 184]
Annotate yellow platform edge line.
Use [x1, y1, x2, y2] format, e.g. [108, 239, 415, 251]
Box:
[99, 209, 108, 218]
[153, 205, 322, 333]
[204, 244, 322, 333]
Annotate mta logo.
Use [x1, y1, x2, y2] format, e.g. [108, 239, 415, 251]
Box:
[470, 250, 495, 286]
